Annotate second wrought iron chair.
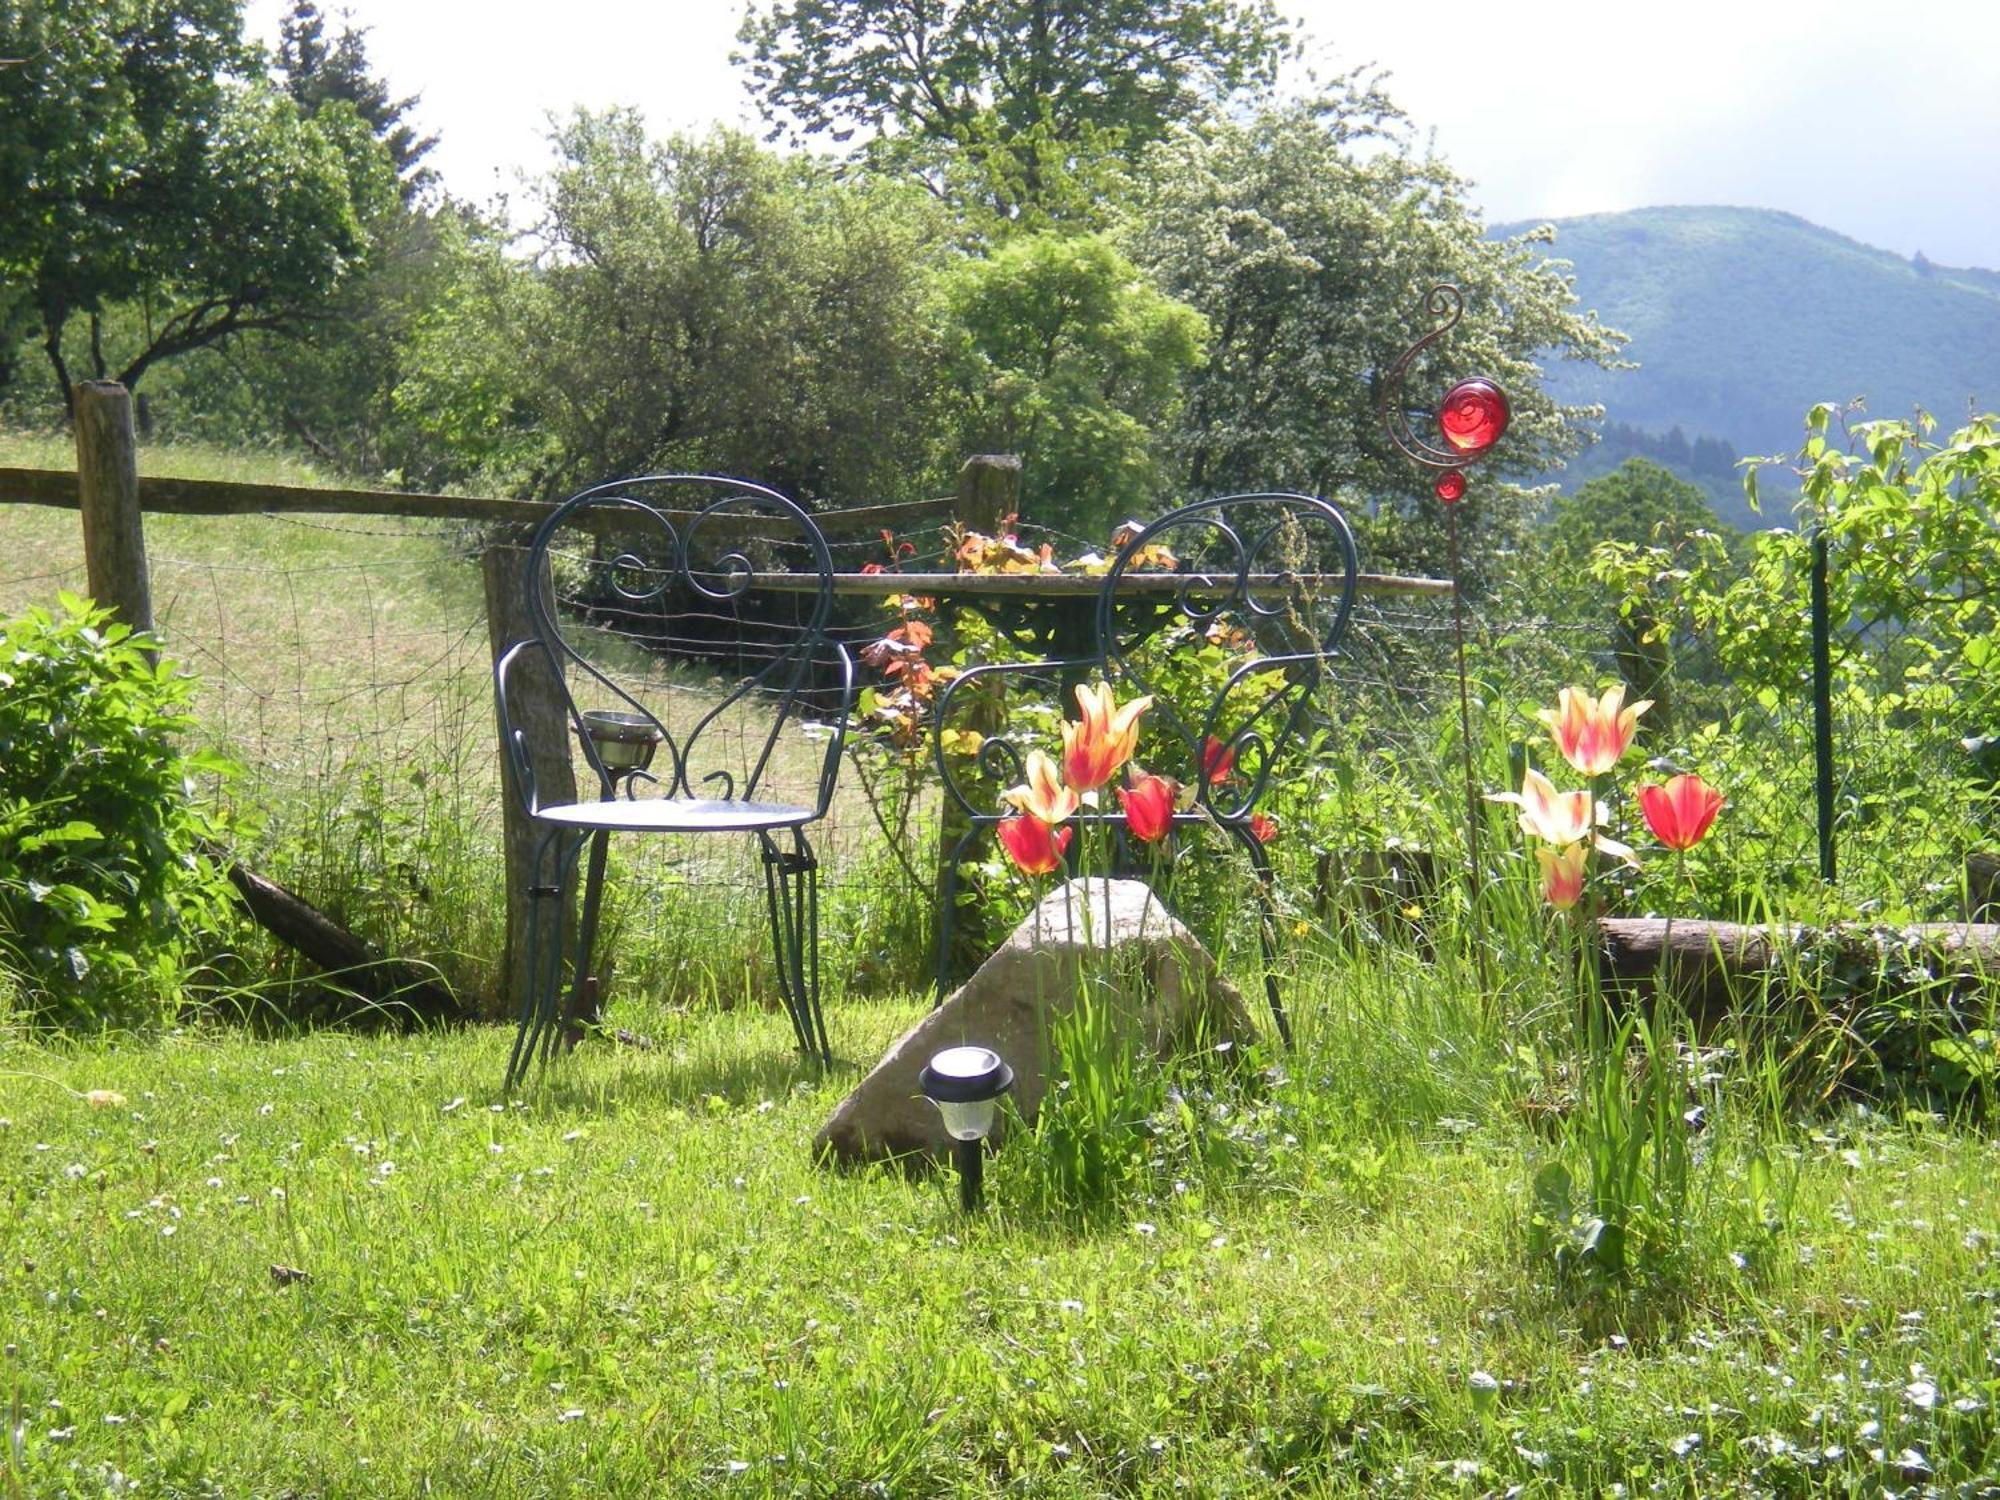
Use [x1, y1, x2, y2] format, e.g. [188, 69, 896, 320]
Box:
[494, 475, 853, 1090]
[930, 491, 1359, 1046]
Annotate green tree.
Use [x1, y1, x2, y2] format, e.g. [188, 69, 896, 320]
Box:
[275, 0, 436, 199]
[154, 2, 452, 477]
[1667, 408, 2000, 706]
[1546, 457, 1726, 570]
[396, 114, 953, 502]
[1539, 458, 1731, 732]
[0, 0, 393, 411]
[1130, 89, 1628, 585]
[738, 0, 1291, 199]
[940, 231, 1206, 536]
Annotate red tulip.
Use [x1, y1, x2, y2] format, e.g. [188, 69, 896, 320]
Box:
[1636, 773, 1724, 851]
[1118, 773, 1178, 844]
[1201, 735, 1236, 784]
[997, 814, 1072, 876]
[1249, 812, 1279, 845]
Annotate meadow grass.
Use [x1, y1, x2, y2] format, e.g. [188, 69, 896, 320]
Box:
[6, 945, 2000, 1496]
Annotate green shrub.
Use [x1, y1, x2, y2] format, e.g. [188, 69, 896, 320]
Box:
[0, 594, 238, 1027]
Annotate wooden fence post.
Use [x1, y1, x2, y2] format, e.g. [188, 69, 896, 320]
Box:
[955, 454, 1023, 536]
[483, 545, 578, 1022]
[934, 454, 1026, 989]
[73, 381, 154, 647]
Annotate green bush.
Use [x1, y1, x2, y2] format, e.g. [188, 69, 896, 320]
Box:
[0, 594, 238, 1027]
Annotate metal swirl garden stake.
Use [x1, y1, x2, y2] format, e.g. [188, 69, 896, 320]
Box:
[1378, 285, 1511, 989]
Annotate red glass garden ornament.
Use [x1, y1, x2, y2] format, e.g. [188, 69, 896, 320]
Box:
[1437, 378, 1510, 457]
[1434, 469, 1466, 503]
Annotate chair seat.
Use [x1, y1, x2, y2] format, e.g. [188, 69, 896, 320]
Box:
[534, 797, 816, 833]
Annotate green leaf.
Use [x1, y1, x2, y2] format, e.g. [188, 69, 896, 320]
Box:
[17, 819, 103, 853]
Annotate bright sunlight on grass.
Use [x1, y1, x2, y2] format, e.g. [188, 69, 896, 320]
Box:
[5, 955, 2000, 1493]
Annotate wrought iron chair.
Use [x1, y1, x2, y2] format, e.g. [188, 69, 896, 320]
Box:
[931, 492, 1359, 1046]
[493, 475, 853, 1090]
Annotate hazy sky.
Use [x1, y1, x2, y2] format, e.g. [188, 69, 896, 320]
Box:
[246, 0, 2000, 267]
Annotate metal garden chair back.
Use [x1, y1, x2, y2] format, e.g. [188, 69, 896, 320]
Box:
[494, 474, 852, 1089]
[930, 491, 1359, 1045]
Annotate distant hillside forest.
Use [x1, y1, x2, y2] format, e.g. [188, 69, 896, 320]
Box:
[1499, 206, 2000, 525]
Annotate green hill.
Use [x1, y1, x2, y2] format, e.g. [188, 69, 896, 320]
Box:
[1496, 206, 2000, 523]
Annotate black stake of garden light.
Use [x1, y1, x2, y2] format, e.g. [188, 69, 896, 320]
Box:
[918, 1046, 1013, 1212]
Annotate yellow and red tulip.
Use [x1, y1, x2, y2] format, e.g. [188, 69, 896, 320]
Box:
[1488, 765, 1638, 867]
[1003, 749, 1081, 826]
[1637, 773, 1724, 851]
[1118, 772, 1177, 844]
[1536, 843, 1588, 911]
[1539, 685, 1651, 777]
[997, 814, 1072, 876]
[1488, 766, 1592, 846]
[1062, 682, 1152, 793]
[1249, 812, 1280, 845]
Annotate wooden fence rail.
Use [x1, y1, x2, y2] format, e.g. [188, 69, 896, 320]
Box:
[0, 461, 960, 534]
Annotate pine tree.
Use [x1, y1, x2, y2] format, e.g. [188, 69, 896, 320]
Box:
[275, 2, 436, 199]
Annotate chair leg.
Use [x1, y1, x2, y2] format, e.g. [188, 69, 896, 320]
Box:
[1228, 822, 1295, 1051]
[504, 827, 589, 1093]
[932, 826, 981, 1007]
[559, 828, 613, 1053]
[760, 828, 830, 1064]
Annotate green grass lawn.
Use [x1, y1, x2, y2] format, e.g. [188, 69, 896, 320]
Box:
[6, 962, 2000, 1496]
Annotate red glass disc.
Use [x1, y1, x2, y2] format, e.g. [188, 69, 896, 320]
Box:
[1434, 469, 1466, 503]
[1438, 378, 1510, 457]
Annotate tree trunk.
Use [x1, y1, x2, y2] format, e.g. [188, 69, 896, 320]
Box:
[225, 859, 475, 1024]
[1597, 917, 2000, 1020]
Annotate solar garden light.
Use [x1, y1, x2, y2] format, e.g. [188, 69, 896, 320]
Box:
[578, 709, 663, 785]
[918, 1045, 1014, 1212]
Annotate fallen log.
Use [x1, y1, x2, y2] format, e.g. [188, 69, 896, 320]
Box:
[1598, 917, 2000, 1018]
[224, 860, 477, 1025]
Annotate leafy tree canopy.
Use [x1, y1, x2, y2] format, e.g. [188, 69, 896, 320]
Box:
[942, 230, 1207, 535]
[396, 114, 953, 503]
[738, 0, 1292, 183]
[275, 0, 437, 199]
[1129, 87, 1628, 586]
[1545, 457, 1726, 568]
[0, 0, 394, 408]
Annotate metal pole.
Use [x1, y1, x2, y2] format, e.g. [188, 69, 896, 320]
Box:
[1810, 525, 1837, 883]
[1447, 509, 1493, 993]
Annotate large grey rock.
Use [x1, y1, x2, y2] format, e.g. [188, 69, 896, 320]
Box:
[815, 877, 1256, 1166]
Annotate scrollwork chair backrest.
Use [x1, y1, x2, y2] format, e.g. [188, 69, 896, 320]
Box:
[1095, 492, 1358, 824]
[515, 474, 850, 813]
